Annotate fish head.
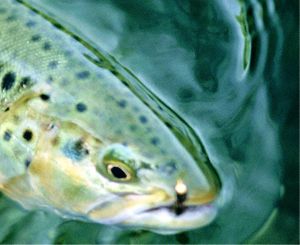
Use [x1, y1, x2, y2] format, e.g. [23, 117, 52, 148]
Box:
[88, 140, 220, 234]
[30, 139, 219, 234]
[1, 88, 220, 235]
[0, 0, 219, 234]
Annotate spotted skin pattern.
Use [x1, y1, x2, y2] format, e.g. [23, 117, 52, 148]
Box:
[0, 0, 220, 234]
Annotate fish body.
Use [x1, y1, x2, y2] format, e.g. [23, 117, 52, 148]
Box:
[0, 0, 220, 234]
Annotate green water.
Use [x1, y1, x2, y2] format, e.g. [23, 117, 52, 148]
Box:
[0, 0, 298, 244]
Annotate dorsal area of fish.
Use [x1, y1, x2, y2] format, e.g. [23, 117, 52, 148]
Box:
[0, 0, 183, 168]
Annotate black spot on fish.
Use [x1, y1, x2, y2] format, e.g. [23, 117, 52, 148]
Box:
[25, 159, 31, 168]
[4, 107, 10, 112]
[23, 130, 33, 142]
[25, 20, 36, 28]
[40, 93, 50, 101]
[62, 140, 89, 161]
[139, 115, 148, 124]
[31, 34, 41, 42]
[3, 130, 11, 141]
[20, 77, 31, 87]
[43, 42, 51, 50]
[76, 102, 87, 112]
[76, 71, 90, 79]
[150, 137, 160, 146]
[117, 99, 127, 108]
[48, 61, 58, 69]
[2, 72, 16, 91]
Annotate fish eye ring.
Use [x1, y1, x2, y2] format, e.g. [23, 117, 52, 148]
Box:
[107, 163, 131, 181]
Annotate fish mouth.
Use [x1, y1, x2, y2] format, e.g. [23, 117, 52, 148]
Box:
[87, 187, 218, 234]
[140, 203, 211, 215]
[119, 201, 217, 234]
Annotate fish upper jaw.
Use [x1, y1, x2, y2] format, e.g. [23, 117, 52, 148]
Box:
[87, 188, 170, 223]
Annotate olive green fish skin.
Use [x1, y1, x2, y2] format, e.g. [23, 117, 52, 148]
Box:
[0, 0, 220, 234]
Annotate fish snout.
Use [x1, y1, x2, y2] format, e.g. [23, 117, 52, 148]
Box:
[172, 177, 219, 216]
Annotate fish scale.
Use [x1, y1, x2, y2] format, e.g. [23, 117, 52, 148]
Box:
[0, 0, 220, 234]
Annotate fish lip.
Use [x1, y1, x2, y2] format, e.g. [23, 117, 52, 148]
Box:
[138, 202, 215, 216]
[119, 201, 217, 234]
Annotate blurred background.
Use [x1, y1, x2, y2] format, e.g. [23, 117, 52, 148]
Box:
[0, 0, 298, 243]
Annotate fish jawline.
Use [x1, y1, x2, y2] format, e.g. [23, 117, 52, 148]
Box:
[119, 203, 217, 234]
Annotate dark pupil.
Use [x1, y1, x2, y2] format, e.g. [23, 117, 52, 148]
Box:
[111, 166, 127, 179]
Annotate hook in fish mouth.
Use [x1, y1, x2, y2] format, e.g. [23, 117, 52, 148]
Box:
[138, 179, 212, 217]
[174, 179, 188, 215]
[118, 181, 217, 234]
[124, 201, 217, 235]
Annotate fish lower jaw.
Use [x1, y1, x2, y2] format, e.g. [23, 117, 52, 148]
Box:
[120, 203, 217, 234]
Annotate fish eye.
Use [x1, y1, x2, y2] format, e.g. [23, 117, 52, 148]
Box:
[107, 164, 129, 180]
[104, 161, 132, 181]
[97, 145, 136, 182]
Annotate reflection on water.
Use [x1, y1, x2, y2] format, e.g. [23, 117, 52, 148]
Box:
[1, 0, 298, 243]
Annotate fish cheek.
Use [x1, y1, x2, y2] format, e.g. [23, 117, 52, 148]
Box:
[28, 150, 100, 214]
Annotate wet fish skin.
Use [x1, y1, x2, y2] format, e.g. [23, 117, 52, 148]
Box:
[0, 0, 219, 234]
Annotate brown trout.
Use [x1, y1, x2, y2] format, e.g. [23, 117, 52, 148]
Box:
[0, 0, 220, 234]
